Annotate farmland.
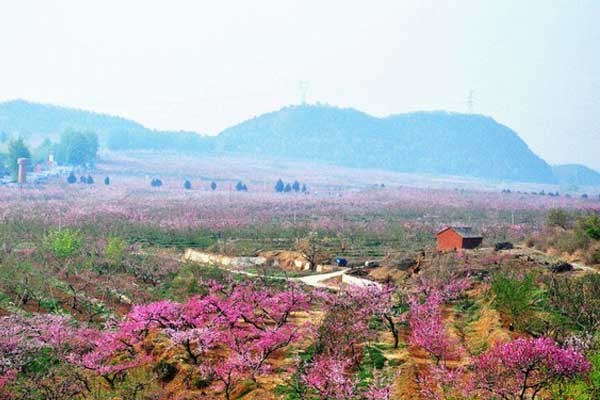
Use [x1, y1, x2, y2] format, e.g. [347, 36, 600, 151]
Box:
[1, 156, 600, 400]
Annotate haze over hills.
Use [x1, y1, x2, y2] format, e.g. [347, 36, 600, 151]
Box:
[0, 99, 598, 185]
[552, 164, 600, 187]
[217, 105, 556, 183]
[0, 100, 213, 153]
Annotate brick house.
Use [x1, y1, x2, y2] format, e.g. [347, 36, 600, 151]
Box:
[436, 226, 483, 251]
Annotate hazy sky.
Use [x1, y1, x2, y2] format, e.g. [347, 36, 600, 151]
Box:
[1, 1, 599, 169]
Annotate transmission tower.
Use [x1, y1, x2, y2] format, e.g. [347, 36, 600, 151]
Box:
[467, 90, 475, 113]
[299, 81, 309, 104]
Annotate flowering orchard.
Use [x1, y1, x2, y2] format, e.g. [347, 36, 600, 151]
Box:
[1, 272, 594, 399]
[0, 279, 398, 399]
[1, 177, 599, 398]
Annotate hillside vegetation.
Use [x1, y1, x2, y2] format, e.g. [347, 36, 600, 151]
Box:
[3, 100, 598, 185]
[217, 106, 555, 183]
[0, 100, 213, 153]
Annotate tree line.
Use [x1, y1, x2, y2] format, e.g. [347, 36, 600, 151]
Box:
[0, 130, 99, 180]
[275, 178, 307, 193]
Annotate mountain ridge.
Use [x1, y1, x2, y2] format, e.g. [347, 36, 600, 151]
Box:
[215, 104, 556, 183]
[552, 164, 600, 187]
[1, 99, 597, 185]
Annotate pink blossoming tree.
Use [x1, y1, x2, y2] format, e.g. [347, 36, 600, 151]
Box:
[469, 337, 590, 400]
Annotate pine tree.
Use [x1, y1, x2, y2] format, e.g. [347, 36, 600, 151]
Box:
[275, 178, 284, 192]
[67, 172, 77, 184]
[211, 181, 217, 190]
[292, 180, 300, 192]
[184, 180, 192, 190]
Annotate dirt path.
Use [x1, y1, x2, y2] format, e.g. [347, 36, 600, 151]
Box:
[228, 268, 365, 288]
[296, 269, 349, 288]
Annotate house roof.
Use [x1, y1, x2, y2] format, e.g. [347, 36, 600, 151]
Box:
[437, 226, 482, 239]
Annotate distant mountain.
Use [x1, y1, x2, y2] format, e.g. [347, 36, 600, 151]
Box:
[553, 164, 600, 186]
[0, 100, 213, 153]
[216, 105, 556, 183]
[3, 100, 593, 185]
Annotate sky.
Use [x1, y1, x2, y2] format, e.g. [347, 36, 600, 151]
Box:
[0, 0, 599, 169]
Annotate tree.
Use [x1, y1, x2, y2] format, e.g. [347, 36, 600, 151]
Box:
[236, 181, 247, 191]
[297, 234, 330, 271]
[302, 183, 307, 193]
[85, 175, 94, 184]
[470, 337, 590, 400]
[7, 137, 31, 180]
[184, 180, 192, 190]
[67, 172, 77, 184]
[121, 280, 311, 399]
[55, 130, 99, 167]
[0, 153, 8, 176]
[45, 228, 83, 259]
[491, 272, 545, 332]
[546, 209, 572, 229]
[275, 179, 284, 193]
[296, 285, 393, 400]
[151, 178, 163, 187]
[409, 290, 462, 364]
[211, 181, 217, 191]
[284, 183, 292, 193]
[104, 176, 110, 185]
[292, 180, 300, 192]
[34, 138, 53, 165]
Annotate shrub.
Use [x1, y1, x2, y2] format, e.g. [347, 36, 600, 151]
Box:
[105, 236, 127, 268]
[550, 230, 589, 254]
[579, 215, 600, 240]
[586, 244, 600, 265]
[154, 359, 178, 383]
[546, 209, 572, 229]
[184, 180, 192, 190]
[546, 273, 600, 334]
[104, 176, 110, 185]
[45, 229, 83, 258]
[494, 242, 513, 251]
[491, 272, 545, 332]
